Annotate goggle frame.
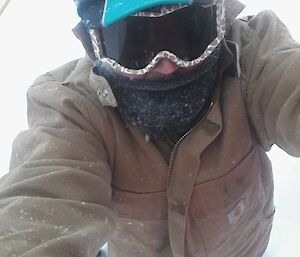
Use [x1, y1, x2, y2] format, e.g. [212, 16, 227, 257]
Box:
[90, 0, 225, 76]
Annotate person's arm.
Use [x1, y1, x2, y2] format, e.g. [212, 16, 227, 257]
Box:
[0, 60, 116, 257]
[233, 10, 300, 156]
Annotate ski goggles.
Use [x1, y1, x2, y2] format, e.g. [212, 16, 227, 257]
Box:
[89, 0, 226, 75]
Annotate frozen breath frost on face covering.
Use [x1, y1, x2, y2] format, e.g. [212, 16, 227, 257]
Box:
[96, 45, 222, 140]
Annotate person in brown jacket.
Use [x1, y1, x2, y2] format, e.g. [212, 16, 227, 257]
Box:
[0, 0, 299, 256]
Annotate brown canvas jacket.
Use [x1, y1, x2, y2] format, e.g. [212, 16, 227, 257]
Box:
[1, 1, 300, 256]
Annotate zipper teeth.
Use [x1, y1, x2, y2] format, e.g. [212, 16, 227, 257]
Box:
[167, 100, 214, 187]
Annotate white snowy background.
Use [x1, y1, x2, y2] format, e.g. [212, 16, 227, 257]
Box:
[0, 0, 299, 256]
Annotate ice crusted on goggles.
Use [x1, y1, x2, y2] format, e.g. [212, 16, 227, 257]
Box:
[89, 0, 226, 76]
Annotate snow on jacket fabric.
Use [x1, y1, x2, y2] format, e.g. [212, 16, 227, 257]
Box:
[1, 0, 300, 256]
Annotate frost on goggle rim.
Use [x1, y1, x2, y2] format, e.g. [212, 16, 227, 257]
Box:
[89, 0, 225, 76]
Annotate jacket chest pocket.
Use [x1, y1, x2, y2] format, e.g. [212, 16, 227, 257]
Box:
[186, 147, 275, 257]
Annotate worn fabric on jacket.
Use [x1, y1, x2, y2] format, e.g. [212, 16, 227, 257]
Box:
[1, 0, 300, 256]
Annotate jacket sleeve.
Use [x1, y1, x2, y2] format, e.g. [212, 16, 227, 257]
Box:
[234, 10, 300, 156]
[0, 62, 117, 257]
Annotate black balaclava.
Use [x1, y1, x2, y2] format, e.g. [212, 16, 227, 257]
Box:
[96, 45, 222, 140]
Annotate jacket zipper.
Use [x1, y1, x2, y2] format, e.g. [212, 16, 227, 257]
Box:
[167, 100, 215, 187]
